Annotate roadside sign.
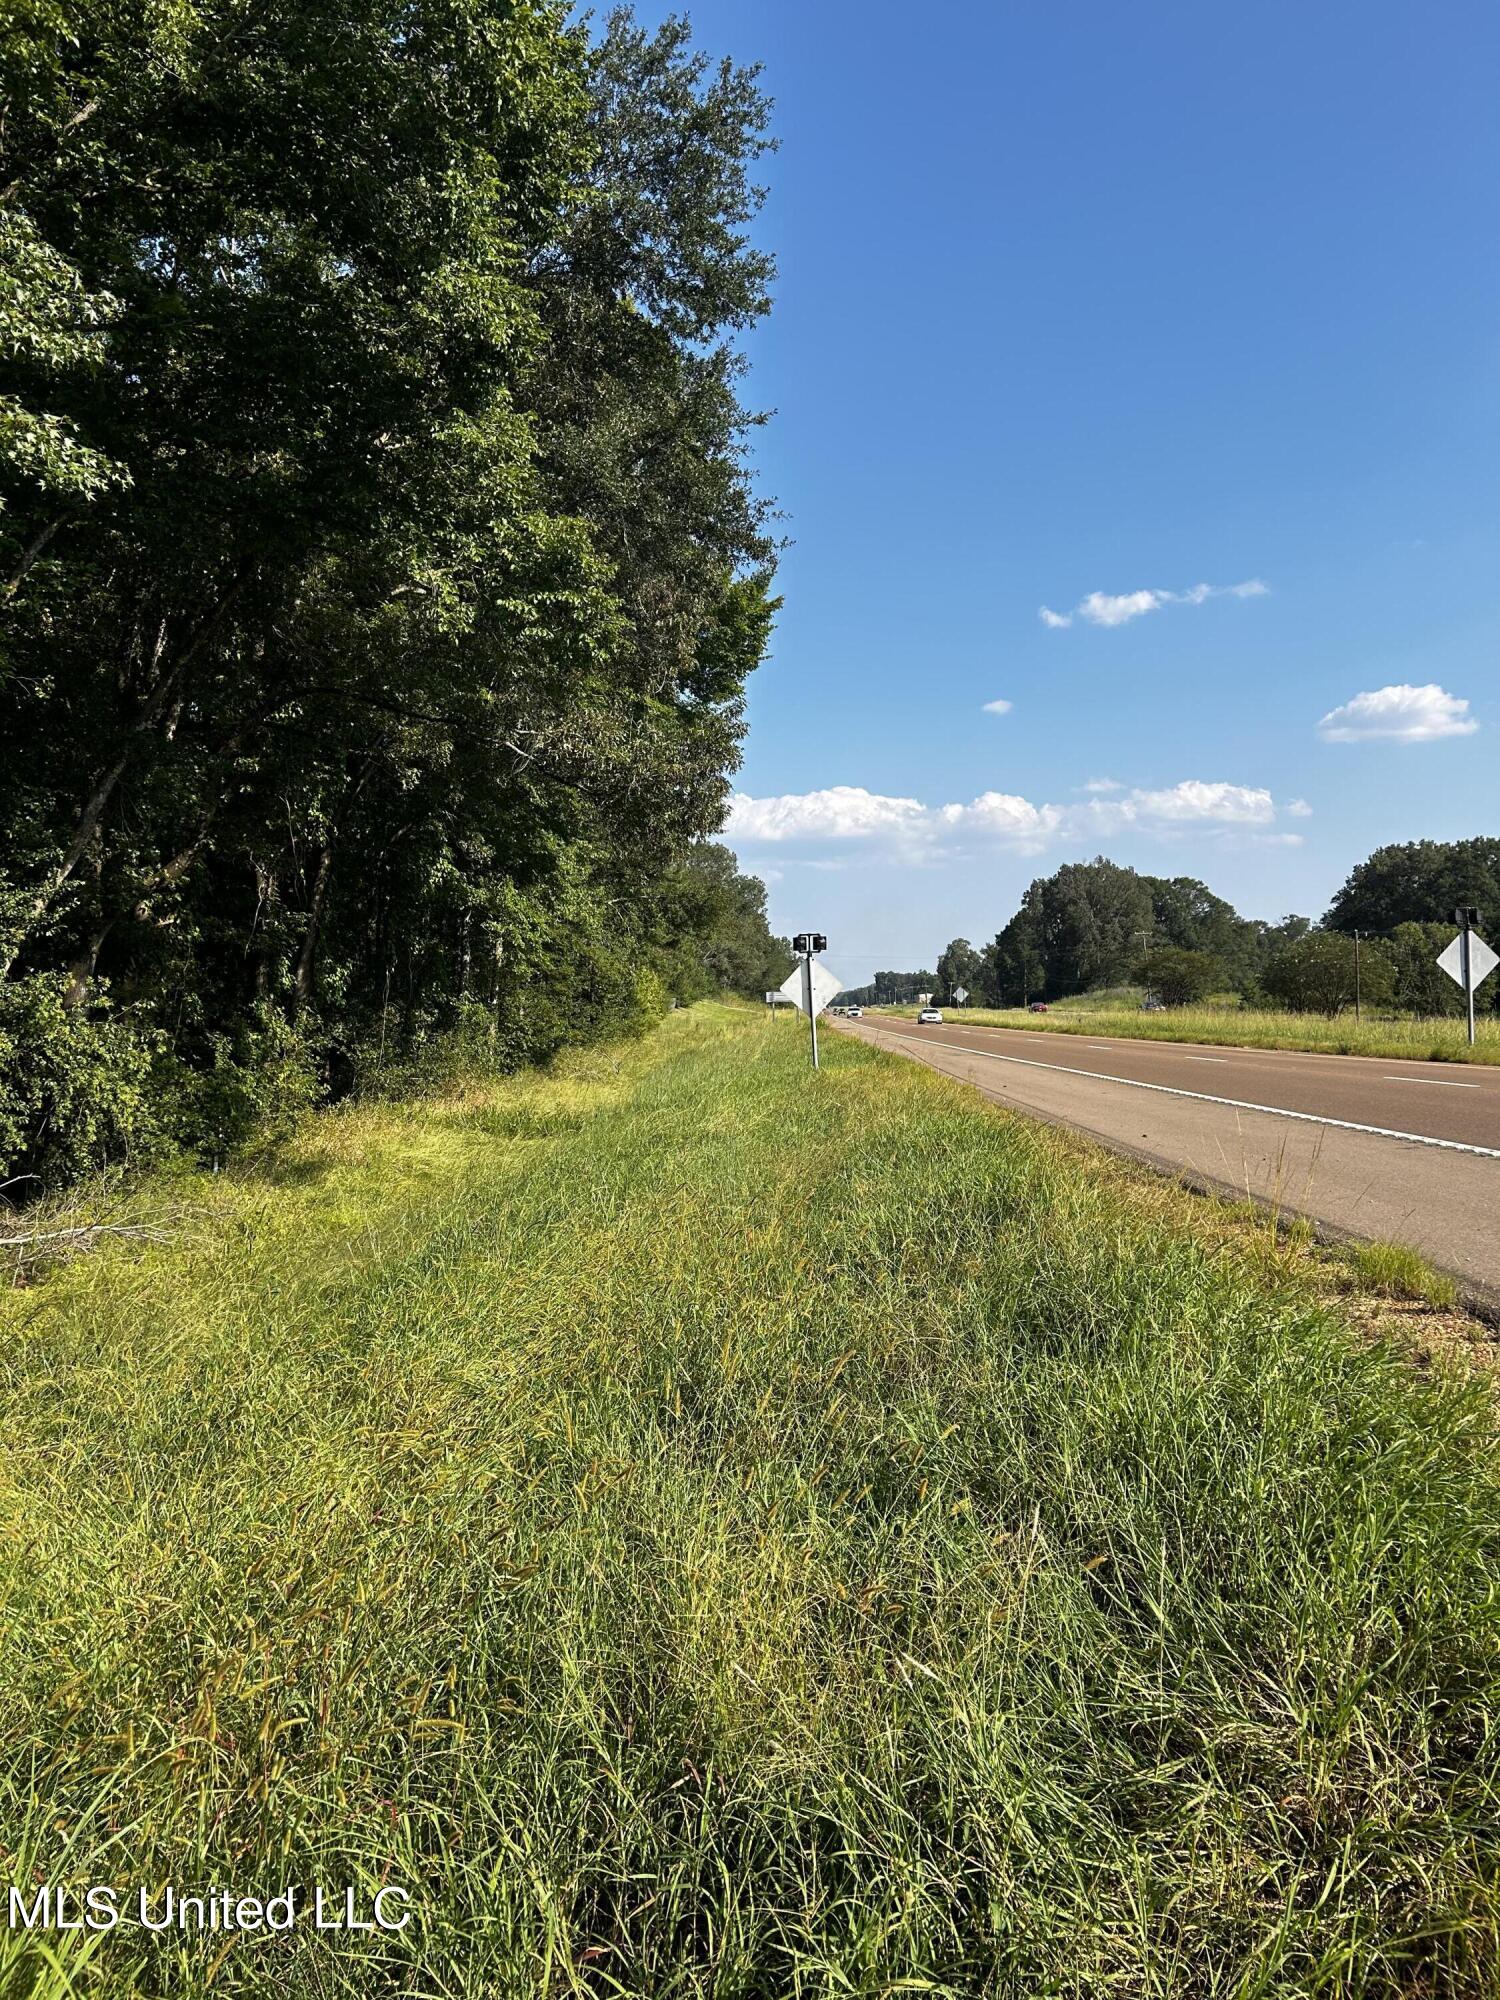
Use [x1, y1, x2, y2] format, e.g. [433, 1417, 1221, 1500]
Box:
[1437, 932, 1498, 989]
[778, 960, 842, 1017]
[1438, 922, 1495, 1048]
[953, 985, 969, 1005]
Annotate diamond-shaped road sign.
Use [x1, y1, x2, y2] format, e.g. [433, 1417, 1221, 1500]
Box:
[778, 961, 843, 1017]
[1437, 931, 1498, 990]
[953, 985, 969, 1004]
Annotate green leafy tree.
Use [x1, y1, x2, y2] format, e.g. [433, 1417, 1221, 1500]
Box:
[983, 858, 1152, 1003]
[1326, 839, 1500, 935]
[1262, 933, 1395, 1017]
[866, 970, 936, 1006]
[1134, 947, 1223, 1007]
[654, 843, 791, 1001]
[0, 1, 781, 1188]
[936, 938, 982, 1005]
[1148, 876, 1260, 986]
[1385, 922, 1468, 1018]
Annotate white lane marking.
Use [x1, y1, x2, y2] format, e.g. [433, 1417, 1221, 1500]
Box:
[1185, 1055, 1229, 1063]
[1385, 1076, 1480, 1090]
[873, 1029, 1500, 1159]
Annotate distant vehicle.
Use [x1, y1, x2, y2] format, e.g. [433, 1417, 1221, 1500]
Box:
[1028, 1001, 1049, 1013]
[916, 1007, 943, 1025]
[846, 1005, 862, 1018]
[1141, 998, 1166, 1012]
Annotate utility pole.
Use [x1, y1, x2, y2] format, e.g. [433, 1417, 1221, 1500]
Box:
[1353, 929, 1361, 1025]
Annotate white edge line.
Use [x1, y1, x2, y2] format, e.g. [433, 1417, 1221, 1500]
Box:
[875, 1030, 1500, 1159]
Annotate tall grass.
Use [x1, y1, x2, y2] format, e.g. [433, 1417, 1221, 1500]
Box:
[2, 1004, 1499, 1996]
[888, 1001, 1500, 1063]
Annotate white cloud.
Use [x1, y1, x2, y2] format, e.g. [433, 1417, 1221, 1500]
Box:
[722, 785, 928, 843]
[724, 777, 1289, 857]
[1286, 798, 1312, 817]
[938, 792, 1063, 844]
[981, 697, 1013, 715]
[1081, 777, 1123, 794]
[1121, 779, 1274, 825]
[1317, 683, 1478, 743]
[1040, 579, 1269, 630]
[1078, 588, 1164, 627]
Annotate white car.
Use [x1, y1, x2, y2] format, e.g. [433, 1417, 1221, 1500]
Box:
[916, 1007, 943, 1025]
[845, 1005, 862, 1019]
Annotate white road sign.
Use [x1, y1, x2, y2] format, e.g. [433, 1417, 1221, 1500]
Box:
[778, 961, 843, 1017]
[1437, 932, 1498, 989]
[953, 985, 969, 1004]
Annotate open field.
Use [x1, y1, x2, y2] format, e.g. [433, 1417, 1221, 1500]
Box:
[4, 1004, 1500, 1996]
[880, 1001, 1500, 1064]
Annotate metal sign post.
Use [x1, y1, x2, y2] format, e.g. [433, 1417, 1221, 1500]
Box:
[802, 948, 818, 1068]
[783, 933, 834, 1070]
[1437, 908, 1497, 1046]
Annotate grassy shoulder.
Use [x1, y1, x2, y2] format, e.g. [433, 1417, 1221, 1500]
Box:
[4, 1003, 1500, 1996]
[878, 999, 1500, 1063]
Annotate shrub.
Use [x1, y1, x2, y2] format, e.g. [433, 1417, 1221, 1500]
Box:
[1133, 947, 1224, 1007]
[159, 1013, 324, 1168]
[0, 975, 164, 1194]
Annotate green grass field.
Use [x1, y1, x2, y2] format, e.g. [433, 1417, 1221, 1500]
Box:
[882, 1000, 1500, 1063]
[4, 1004, 1500, 1997]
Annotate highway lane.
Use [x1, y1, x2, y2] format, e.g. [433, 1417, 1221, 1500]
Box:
[837, 1015, 1500, 1300]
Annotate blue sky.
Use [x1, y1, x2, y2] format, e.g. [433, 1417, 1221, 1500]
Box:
[634, 0, 1499, 987]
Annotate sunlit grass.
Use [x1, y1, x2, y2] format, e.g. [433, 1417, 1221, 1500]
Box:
[2, 1004, 1499, 1996]
[1346, 1238, 1461, 1309]
[885, 1000, 1500, 1063]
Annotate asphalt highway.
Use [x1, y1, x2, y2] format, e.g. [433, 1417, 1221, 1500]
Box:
[838, 1014, 1500, 1302]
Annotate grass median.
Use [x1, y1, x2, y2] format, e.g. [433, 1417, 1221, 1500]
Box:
[3, 1002, 1499, 1997]
[880, 1001, 1500, 1064]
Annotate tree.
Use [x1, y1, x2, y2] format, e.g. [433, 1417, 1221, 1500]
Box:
[653, 844, 791, 1001]
[864, 970, 936, 1006]
[1326, 839, 1500, 935]
[936, 938, 982, 1005]
[1134, 948, 1223, 1007]
[1262, 933, 1395, 1017]
[1385, 922, 1467, 1018]
[982, 858, 1152, 1004]
[1148, 876, 1259, 987]
[0, 2, 782, 1187]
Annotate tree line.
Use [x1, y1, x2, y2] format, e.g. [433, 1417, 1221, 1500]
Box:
[911, 837, 1500, 1015]
[1, 2, 790, 1190]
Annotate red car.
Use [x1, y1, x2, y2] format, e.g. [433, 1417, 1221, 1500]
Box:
[1028, 1001, 1049, 1013]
